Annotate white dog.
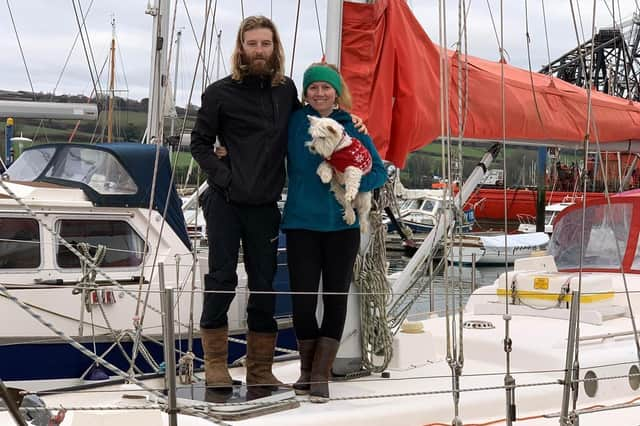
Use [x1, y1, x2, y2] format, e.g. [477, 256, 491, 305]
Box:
[306, 115, 373, 233]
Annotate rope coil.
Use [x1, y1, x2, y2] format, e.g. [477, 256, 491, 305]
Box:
[353, 198, 393, 373]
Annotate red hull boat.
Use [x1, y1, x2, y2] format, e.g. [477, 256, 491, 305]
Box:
[464, 188, 606, 221]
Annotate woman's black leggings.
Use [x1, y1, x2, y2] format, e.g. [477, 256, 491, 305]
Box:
[285, 228, 360, 341]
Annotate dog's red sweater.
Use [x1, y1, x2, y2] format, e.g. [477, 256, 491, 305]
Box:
[327, 137, 372, 174]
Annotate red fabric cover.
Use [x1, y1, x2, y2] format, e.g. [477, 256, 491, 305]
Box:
[327, 137, 373, 174]
[341, 0, 441, 168]
[341, 0, 640, 168]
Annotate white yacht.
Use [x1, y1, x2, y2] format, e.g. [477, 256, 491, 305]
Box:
[517, 201, 574, 234]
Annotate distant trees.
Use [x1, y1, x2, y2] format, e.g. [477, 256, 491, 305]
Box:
[401, 152, 433, 188]
[396, 143, 542, 189]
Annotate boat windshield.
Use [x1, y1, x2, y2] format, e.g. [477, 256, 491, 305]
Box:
[420, 199, 437, 213]
[549, 202, 632, 270]
[401, 199, 422, 210]
[6, 146, 138, 195]
[5, 147, 56, 181]
[44, 146, 138, 195]
[544, 211, 555, 226]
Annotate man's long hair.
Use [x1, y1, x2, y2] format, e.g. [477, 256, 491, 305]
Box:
[231, 16, 286, 86]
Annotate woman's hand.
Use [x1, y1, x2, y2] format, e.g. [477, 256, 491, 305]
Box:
[351, 114, 369, 135]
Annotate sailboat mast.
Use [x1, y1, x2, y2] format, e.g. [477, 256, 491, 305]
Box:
[325, 0, 344, 66]
[326, 0, 372, 376]
[169, 29, 181, 137]
[144, 0, 171, 144]
[107, 17, 116, 143]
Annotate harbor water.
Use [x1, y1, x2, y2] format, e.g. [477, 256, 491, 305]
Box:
[387, 251, 508, 316]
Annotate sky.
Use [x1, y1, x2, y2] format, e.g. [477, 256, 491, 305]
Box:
[0, 0, 637, 108]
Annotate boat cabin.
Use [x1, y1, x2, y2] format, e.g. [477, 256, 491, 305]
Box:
[548, 191, 640, 272]
[0, 143, 190, 284]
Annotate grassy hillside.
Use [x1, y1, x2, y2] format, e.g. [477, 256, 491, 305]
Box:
[9, 110, 195, 145]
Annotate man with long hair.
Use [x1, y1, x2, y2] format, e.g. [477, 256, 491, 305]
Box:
[190, 15, 299, 391]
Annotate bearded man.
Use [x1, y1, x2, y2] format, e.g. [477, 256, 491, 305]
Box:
[190, 15, 300, 391]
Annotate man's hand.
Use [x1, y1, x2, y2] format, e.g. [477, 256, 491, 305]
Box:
[214, 145, 228, 158]
[352, 114, 368, 135]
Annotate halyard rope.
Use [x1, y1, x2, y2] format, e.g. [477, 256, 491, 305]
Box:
[353, 196, 393, 373]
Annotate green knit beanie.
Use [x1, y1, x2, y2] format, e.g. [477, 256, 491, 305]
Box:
[303, 65, 342, 96]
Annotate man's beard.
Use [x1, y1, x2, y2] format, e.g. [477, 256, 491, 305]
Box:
[242, 52, 275, 76]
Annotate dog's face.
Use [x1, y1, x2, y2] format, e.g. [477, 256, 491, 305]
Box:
[306, 115, 344, 159]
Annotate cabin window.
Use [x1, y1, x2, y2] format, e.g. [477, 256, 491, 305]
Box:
[45, 147, 138, 195]
[402, 199, 421, 210]
[550, 203, 631, 270]
[421, 200, 436, 212]
[56, 219, 144, 268]
[0, 218, 40, 268]
[5, 147, 56, 181]
[544, 211, 555, 226]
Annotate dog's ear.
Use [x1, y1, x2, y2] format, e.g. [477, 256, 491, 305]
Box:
[307, 115, 319, 125]
[327, 125, 339, 136]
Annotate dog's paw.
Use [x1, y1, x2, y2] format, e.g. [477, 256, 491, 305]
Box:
[344, 187, 358, 202]
[319, 170, 332, 183]
[343, 210, 356, 225]
[317, 163, 333, 183]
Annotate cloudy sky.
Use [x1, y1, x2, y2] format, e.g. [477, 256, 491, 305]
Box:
[0, 0, 637, 108]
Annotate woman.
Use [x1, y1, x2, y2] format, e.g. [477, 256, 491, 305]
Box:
[281, 63, 387, 402]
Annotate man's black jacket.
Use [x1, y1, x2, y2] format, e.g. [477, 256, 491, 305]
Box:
[190, 75, 300, 205]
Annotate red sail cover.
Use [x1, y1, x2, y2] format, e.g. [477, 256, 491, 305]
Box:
[341, 0, 640, 168]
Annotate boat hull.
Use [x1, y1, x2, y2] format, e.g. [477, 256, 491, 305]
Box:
[1, 328, 297, 382]
[465, 188, 605, 221]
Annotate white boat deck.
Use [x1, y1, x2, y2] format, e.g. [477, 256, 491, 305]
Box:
[10, 306, 636, 426]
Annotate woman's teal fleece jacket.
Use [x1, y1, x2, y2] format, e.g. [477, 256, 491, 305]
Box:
[281, 105, 387, 232]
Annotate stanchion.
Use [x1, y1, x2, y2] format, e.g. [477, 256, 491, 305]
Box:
[0, 378, 26, 426]
[163, 286, 178, 426]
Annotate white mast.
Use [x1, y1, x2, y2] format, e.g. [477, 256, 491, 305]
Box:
[326, 0, 366, 376]
[325, 0, 344, 67]
[169, 29, 182, 137]
[144, 0, 171, 144]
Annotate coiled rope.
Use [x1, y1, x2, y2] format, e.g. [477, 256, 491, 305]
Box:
[353, 195, 393, 373]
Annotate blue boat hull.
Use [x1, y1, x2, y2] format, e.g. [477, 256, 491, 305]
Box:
[0, 328, 297, 382]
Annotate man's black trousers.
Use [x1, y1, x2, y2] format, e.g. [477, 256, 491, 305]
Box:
[199, 188, 280, 333]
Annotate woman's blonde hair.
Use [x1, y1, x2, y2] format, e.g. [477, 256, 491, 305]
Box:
[302, 62, 352, 111]
[231, 16, 286, 86]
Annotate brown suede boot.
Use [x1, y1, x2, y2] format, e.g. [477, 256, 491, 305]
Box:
[309, 337, 340, 403]
[201, 326, 232, 388]
[293, 339, 317, 395]
[245, 331, 285, 390]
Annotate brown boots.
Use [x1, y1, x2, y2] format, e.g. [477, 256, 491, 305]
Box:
[202, 327, 336, 401]
[309, 337, 340, 403]
[293, 339, 317, 395]
[201, 326, 233, 388]
[245, 331, 284, 390]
